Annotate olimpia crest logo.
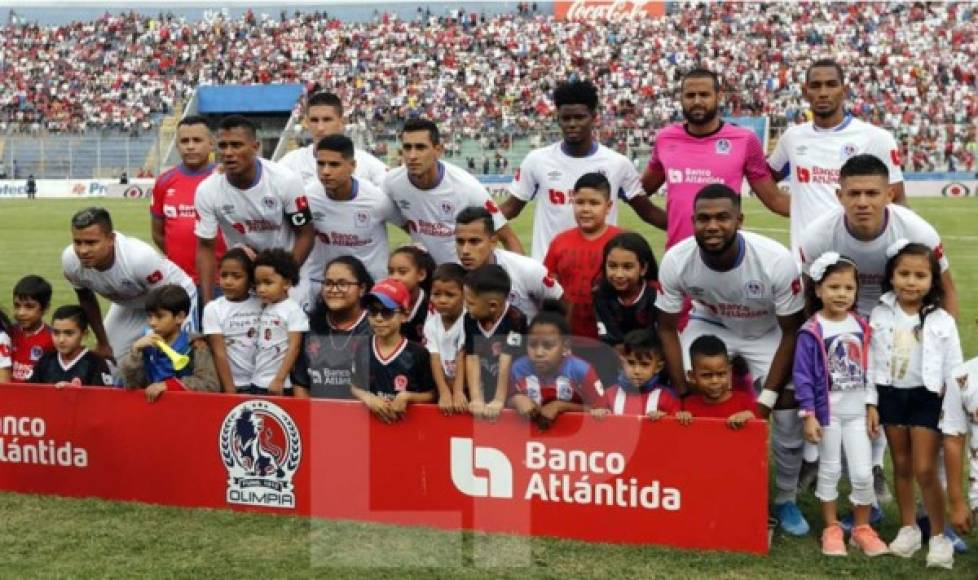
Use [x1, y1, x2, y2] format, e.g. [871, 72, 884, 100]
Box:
[219, 400, 301, 509]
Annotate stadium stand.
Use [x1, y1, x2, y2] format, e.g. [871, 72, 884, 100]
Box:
[1, 2, 976, 175]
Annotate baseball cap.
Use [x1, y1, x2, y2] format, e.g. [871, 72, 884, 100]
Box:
[362, 278, 410, 311]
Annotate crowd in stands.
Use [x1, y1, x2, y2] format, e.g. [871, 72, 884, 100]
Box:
[2, 2, 976, 170]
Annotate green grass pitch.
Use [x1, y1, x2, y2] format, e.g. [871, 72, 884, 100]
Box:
[0, 196, 976, 577]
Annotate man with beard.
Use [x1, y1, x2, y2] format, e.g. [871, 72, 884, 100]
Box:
[500, 80, 665, 261]
[768, 58, 906, 254]
[641, 68, 788, 249]
[656, 184, 809, 537]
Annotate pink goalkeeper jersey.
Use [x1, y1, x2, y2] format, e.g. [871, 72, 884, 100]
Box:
[647, 123, 771, 248]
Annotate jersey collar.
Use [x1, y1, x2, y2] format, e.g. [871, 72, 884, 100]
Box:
[813, 113, 853, 133]
[178, 163, 215, 177]
[560, 141, 598, 158]
[478, 302, 511, 338]
[843, 206, 889, 241]
[58, 348, 89, 372]
[699, 233, 746, 272]
[373, 336, 408, 365]
[406, 288, 426, 322]
[683, 120, 725, 139]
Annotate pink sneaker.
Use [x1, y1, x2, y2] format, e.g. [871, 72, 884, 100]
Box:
[822, 523, 846, 556]
[851, 525, 890, 557]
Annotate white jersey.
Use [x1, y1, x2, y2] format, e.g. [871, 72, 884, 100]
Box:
[941, 358, 978, 510]
[798, 205, 948, 316]
[201, 295, 262, 388]
[492, 249, 564, 320]
[768, 116, 904, 251]
[194, 157, 307, 252]
[62, 232, 196, 310]
[423, 311, 465, 379]
[279, 143, 388, 189]
[304, 177, 404, 283]
[0, 331, 10, 370]
[252, 298, 309, 389]
[656, 231, 804, 339]
[510, 142, 644, 260]
[384, 161, 508, 265]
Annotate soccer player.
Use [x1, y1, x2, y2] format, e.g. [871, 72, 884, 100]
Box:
[768, 58, 906, 253]
[455, 206, 564, 320]
[799, 154, 957, 317]
[194, 115, 314, 307]
[384, 118, 523, 264]
[543, 172, 621, 340]
[500, 79, 664, 261]
[150, 115, 225, 290]
[655, 184, 808, 535]
[9, 275, 54, 382]
[62, 207, 198, 363]
[641, 68, 789, 249]
[279, 91, 388, 188]
[305, 134, 403, 285]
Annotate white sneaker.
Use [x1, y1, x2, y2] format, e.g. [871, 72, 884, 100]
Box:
[926, 534, 954, 569]
[889, 525, 922, 558]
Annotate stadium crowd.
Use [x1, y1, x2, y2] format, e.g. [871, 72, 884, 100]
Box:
[1, 2, 977, 170]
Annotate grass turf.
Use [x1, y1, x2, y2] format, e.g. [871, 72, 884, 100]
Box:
[0, 196, 976, 577]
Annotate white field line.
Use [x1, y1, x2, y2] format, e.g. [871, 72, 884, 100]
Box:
[746, 227, 978, 243]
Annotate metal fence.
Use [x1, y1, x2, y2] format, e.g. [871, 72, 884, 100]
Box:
[0, 132, 163, 180]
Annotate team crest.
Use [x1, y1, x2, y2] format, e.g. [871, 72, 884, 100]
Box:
[261, 195, 279, 211]
[394, 375, 409, 392]
[354, 210, 371, 228]
[439, 201, 456, 219]
[841, 143, 857, 158]
[745, 280, 765, 299]
[219, 400, 301, 509]
[30, 346, 43, 361]
[715, 139, 731, 155]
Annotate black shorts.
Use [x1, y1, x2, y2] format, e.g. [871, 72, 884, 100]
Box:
[876, 385, 942, 431]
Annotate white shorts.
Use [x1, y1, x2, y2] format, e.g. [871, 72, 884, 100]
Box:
[105, 290, 199, 361]
[680, 317, 787, 389]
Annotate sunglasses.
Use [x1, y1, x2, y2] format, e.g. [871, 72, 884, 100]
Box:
[367, 307, 400, 320]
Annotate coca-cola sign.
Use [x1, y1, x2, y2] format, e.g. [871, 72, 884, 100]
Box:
[554, 0, 666, 22]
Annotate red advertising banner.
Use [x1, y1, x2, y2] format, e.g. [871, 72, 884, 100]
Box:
[554, 0, 666, 21]
[0, 383, 768, 554]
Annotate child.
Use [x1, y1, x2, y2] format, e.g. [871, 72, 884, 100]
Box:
[387, 245, 435, 343]
[424, 263, 468, 414]
[942, 358, 978, 539]
[868, 240, 962, 568]
[293, 255, 374, 399]
[676, 335, 755, 429]
[543, 172, 621, 340]
[0, 308, 12, 383]
[351, 278, 434, 421]
[592, 329, 679, 420]
[202, 248, 262, 394]
[30, 305, 112, 387]
[509, 300, 606, 430]
[463, 264, 528, 420]
[10, 275, 55, 382]
[120, 285, 220, 401]
[793, 252, 888, 557]
[252, 249, 309, 396]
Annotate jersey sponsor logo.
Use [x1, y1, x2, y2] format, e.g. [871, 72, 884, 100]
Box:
[542, 275, 556, 288]
[450, 437, 513, 498]
[796, 166, 838, 185]
[934, 243, 945, 261]
[146, 270, 163, 284]
[791, 277, 802, 295]
[667, 169, 683, 184]
[232, 223, 246, 235]
[295, 195, 309, 211]
[547, 189, 569, 204]
[394, 374, 408, 392]
[744, 280, 765, 300]
[220, 399, 301, 509]
[715, 139, 731, 155]
[796, 166, 811, 183]
[484, 200, 500, 214]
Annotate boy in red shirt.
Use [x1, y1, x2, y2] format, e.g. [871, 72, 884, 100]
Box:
[678, 335, 755, 429]
[9, 275, 55, 382]
[543, 172, 621, 340]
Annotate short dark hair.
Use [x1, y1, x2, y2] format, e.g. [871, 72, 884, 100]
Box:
[573, 172, 611, 198]
[689, 335, 729, 364]
[528, 299, 570, 336]
[694, 184, 741, 209]
[806, 58, 845, 84]
[71, 206, 113, 233]
[455, 206, 496, 235]
[315, 134, 355, 159]
[390, 245, 436, 294]
[144, 284, 192, 317]
[621, 329, 663, 360]
[51, 304, 88, 332]
[254, 248, 299, 286]
[401, 118, 441, 145]
[682, 67, 720, 92]
[13, 275, 53, 309]
[177, 115, 211, 130]
[217, 115, 258, 140]
[307, 91, 343, 115]
[554, 80, 599, 112]
[839, 154, 890, 182]
[464, 264, 511, 299]
[432, 263, 467, 287]
[220, 247, 256, 284]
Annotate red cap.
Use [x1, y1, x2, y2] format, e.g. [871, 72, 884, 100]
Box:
[362, 278, 410, 311]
